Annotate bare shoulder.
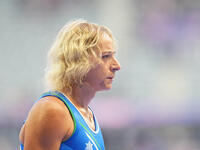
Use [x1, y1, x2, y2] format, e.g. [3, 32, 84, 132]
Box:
[31, 96, 70, 121]
[26, 96, 73, 130]
[20, 96, 74, 149]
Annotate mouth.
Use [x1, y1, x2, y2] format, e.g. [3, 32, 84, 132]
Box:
[107, 76, 114, 80]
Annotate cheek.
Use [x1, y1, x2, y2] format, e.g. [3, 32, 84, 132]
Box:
[93, 67, 106, 81]
[95, 64, 108, 78]
[85, 65, 107, 84]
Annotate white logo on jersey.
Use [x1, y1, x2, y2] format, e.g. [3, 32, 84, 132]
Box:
[85, 141, 93, 150]
[85, 132, 100, 150]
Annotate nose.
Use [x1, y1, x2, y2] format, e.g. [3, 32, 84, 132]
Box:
[111, 57, 121, 72]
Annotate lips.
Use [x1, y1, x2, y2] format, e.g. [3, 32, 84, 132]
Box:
[107, 76, 114, 79]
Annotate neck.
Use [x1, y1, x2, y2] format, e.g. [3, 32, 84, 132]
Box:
[64, 83, 96, 110]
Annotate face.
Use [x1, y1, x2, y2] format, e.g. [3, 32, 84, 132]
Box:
[84, 33, 121, 91]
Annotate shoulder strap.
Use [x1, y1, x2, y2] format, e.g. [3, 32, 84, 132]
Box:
[39, 91, 77, 135]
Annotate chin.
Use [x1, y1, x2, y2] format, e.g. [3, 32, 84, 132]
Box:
[97, 86, 112, 92]
[97, 83, 113, 91]
[103, 85, 112, 90]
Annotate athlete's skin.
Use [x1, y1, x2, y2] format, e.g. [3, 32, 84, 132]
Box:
[19, 33, 121, 150]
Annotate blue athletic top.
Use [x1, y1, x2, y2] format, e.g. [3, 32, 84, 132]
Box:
[20, 91, 105, 150]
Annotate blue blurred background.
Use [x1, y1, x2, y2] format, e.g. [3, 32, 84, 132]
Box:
[0, 0, 200, 149]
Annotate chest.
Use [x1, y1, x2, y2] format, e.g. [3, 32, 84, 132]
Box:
[61, 116, 105, 150]
[82, 113, 96, 131]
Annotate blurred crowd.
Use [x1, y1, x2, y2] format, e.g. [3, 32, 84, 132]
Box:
[0, 0, 200, 149]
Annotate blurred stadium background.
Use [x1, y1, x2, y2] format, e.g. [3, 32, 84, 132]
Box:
[0, 0, 200, 149]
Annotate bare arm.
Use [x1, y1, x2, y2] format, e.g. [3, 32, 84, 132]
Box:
[21, 97, 74, 150]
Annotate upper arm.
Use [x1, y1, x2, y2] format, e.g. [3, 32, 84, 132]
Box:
[23, 97, 73, 150]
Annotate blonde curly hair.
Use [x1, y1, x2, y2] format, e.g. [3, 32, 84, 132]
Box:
[45, 19, 114, 94]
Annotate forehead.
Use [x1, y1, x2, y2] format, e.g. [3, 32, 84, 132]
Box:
[99, 33, 115, 53]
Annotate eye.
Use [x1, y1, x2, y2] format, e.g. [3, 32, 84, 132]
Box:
[102, 54, 111, 59]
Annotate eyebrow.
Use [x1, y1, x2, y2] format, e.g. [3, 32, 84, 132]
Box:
[102, 51, 116, 54]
